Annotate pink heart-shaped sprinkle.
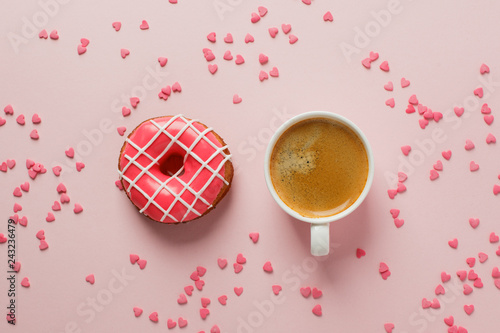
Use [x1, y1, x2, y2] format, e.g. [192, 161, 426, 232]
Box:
[201, 297, 211, 308]
[433, 160, 443, 171]
[470, 161, 479, 172]
[454, 106, 464, 117]
[430, 169, 439, 181]
[129, 254, 139, 264]
[233, 94, 242, 104]
[235, 54, 245, 65]
[211, 325, 220, 333]
[184, 285, 194, 296]
[167, 319, 176, 329]
[269, 67, 279, 77]
[323, 11, 333, 22]
[204, 50, 215, 62]
[208, 64, 218, 74]
[444, 316, 454, 327]
[401, 78, 410, 88]
[494, 184, 500, 195]
[46, 212, 55, 222]
[484, 114, 494, 125]
[272, 285, 282, 295]
[13, 261, 21, 272]
[421, 298, 431, 309]
[249, 232, 259, 243]
[0, 116, 6, 126]
[442, 150, 452, 160]
[133, 307, 142, 317]
[121, 106, 131, 117]
[384, 323, 395, 333]
[385, 98, 395, 108]
[16, 114, 25, 125]
[77, 44, 87, 55]
[233, 263, 243, 273]
[177, 294, 187, 304]
[481, 103, 491, 114]
[36, 230, 45, 240]
[379, 262, 389, 273]
[492, 267, 500, 278]
[384, 81, 393, 91]
[207, 32, 216, 43]
[259, 53, 269, 65]
[234, 287, 243, 296]
[223, 33, 233, 43]
[401, 145, 411, 156]
[0, 162, 7, 172]
[490, 232, 499, 243]
[115, 180, 123, 190]
[0, 234, 6, 243]
[52, 201, 61, 211]
[288, 34, 298, 44]
[172, 82, 182, 92]
[281, 23, 291, 34]
[49, 30, 59, 40]
[251, 12, 260, 23]
[369, 51, 379, 61]
[80, 38, 89, 47]
[178, 317, 187, 328]
[431, 298, 441, 309]
[32, 114, 41, 124]
[28, 169, 37, 179]
[379, 61, 389, 72]
[74, 203, 83, 214]
[223, 50, 233, 61]
[120, 48, 130, 59]
[394, 218, 404, 228]
[218, 295, 227, 305]
[464, 139, 475, 151]
[197, 266, 207, 277]
[409, 94, 419, 105]
[457, 270, 467, 281]
[480, 63, 490, 74]
[463, 284, 473, 295]
[486, 133, 496, 144]
[130, 97, 140, 108]
[13, 187, 22, 197]
[418, 105, 427, 115]
[473, 87, 483, 98]
[200, 308, 210, 319]
[149, 312, 158, 322]
[473, 278, 483, 288]
[9, 214, 18, 224]
[158, 57, 168, 67]
[19, 216, 28, 227]
[244, 33, 254, 43]
[463, 304, 474, 315]
[190, 271, 200, 281]
[361, 58, 371, 69]
[423, 109, 434, 120]
[419, 118, 429, 129]
[112, 22, 121, 31]
[39, 29, 48, 39]
[469, 218, 479, 229]
[398, 172, 407, 182]
[139, 20, 149, 30]
[448, 238, 458, 249]
[300, 287, 311, 298]
[435, 284, 445, 295]
[161, 86, 172, 96]
[195, 279, 205, 290]
[217, 258, 227, 269]
[387, 189, 397, 199]
[39, 239, 49, 250]
[13, 203, 22, 213]
[258, 6, 268, 17]
[236, 253, 246, 264]
[4, 104, 14, 115]
[65, 147, 75, 158]
[259, 70, 269, 81]
[495, 279, 500, 289]
[397, 182, 406, 193]
[76, 162, 85, 172]
[117, 126, 126, 136]
[433, 112, 443, 122]
[466, 257, 476, 268]
[263, 261, 273, 273]
[21, 277, 30, 287]
[85, 274, 95, 285]
[137, 259, 147, 269]
[389, 209, 400, 218]
[355, 248, 366, 259]
[57, 183, 67, 193]
[312, 304, 322, 316]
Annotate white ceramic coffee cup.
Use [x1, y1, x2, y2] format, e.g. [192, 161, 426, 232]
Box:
[264, 111, 374, 256]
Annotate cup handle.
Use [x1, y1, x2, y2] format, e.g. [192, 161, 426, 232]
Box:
[311, 223, 329, 256]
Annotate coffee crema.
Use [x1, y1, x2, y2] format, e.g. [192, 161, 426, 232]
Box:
[270, 118, 369, 218]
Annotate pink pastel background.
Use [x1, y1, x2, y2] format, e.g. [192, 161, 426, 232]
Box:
[1, 0, 500, 332]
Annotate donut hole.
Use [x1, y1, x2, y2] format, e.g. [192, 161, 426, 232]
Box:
[160, 153, 185, 177]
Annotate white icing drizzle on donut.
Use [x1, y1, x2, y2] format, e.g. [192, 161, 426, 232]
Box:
[118, 115, 231, 223]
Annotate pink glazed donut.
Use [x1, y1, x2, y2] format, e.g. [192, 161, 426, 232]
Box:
[118, 115, 233, 223]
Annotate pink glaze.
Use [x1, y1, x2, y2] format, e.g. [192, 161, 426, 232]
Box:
[118, 115, 231, 223]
